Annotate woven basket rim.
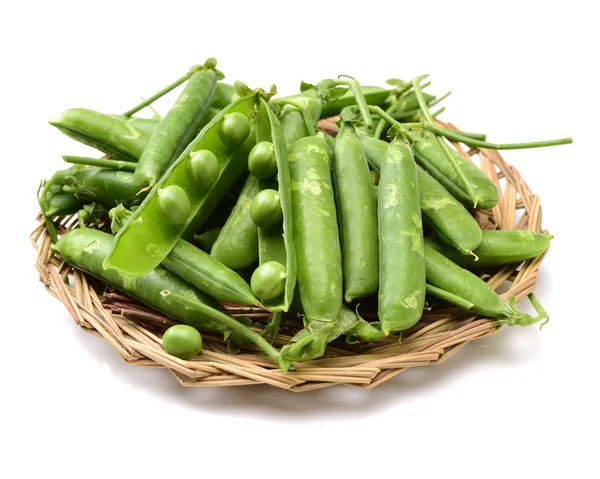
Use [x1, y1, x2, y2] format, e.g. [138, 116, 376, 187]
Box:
[32, 119, 550, 392]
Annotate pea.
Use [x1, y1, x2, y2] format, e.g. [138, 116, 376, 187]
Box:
[251, 261, 287, 300]
[162, 324, 202, 360]
[250, 189, 283, 228]
[157, 185, 191, 225]
[187, 150, 220, 189]
[219, 112, 251, 147]
[248, 141, 277, 179]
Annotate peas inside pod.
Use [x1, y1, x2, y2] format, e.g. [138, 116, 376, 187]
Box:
[251, 261, 287, 301]
[187, 150, 220, 189]
[219, 112, 251, 147]
[156, 185, 191, 225]
[248, 141, 277, 179]
[250, 189, 283, 228]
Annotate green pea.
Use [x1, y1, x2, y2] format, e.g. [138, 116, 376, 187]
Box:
[251, 261, 287, 300]
[187, 150, 220, 189]
[219, 112, 251, 147]
[248, 141, 277, 179]
[250, 189, 283, 228]
[157, 185, 191, 225]
[162, 324, 202, 360]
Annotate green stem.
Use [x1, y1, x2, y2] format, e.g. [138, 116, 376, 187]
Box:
[445, 130, 487, 141]
[331, 76, 373, 128]
[494, 293, 549, 329]
[122, 66, 201, 117]
[426, 284, 475, 310]
[427, 125, 572, 150]
[391, 91, 452, 120]
[62, 155, 136, 171]
[413, 78, 479, 207]
[431, 107, 445, 118]
[367, 106, 421, 130]
[274, 99, 316, 135]
[161, 290, 291, 371]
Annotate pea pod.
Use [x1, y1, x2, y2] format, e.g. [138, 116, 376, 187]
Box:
[294, 85, 389, 119]
[425, 230, 553, 268]
[417, 166, 483, 255]
[288, 133, 342, 323]
[104, 93, 258, 276]
[281, 305, 383, 362]
[251, 98, 297, 312]
[43, 190, 83, 217]
[279, 105, 310, 145]
[70, 167, 143, 207]
[49, 108, 150, 162]
[161, 240, 260, 306]
[124, 117, 160, 135]
[211, 82, 237, 109]
[210, 175, 259, 270]
[424, 245, 548, 327]
[135, 68, 219, 188]
[53, 228, 289, 370]
[333, 122, 378, 301]
[194, 227, 222, 252]
[413, 133, 500, 210]
[359, 135, 483, 255]
[378, 138, 426, 335]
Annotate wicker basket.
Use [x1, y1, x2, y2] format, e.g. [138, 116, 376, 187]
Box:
[31, 119, 550, 392]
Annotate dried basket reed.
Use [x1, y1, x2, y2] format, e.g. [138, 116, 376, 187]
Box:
[31, 119, 550, 392]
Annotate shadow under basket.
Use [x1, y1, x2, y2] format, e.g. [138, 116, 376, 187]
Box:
[31, 120, 550, 392]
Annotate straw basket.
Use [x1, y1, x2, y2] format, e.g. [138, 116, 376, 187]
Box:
[31, 119, 550, 392]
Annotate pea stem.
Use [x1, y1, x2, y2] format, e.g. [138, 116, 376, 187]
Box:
[328, 76, 373, 128]
[273, 99, 316, 135]
[413, 77, 479, 207]
[122, 66, 201, 118]
[392, 91, 452, 120]
[495, 293, 549, 329]
[426, 284, 475, 310]
[62, 155, 136, 171]
[161, 290, 291, 371]
[426, 124, 573, 150]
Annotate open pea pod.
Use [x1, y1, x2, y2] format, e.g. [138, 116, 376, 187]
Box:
[104, 94, 258, 276]
[252, 98, 297, 312]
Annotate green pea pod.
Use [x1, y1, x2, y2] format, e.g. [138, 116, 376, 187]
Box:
[425, 230, 553, 268]
[417, 166, 483, 255]
[43, 190, 83, 217]
[135, 69, 218, 188]
[279, 105, 310, 145]
[289, 133, 342, 323]
[296, 85, 389, 119]
[210, 175, 259, 270]
[105, 94, 258, 277]
[281, 305, 383, 362]
[71, 167, 143, 207]
[54, 228, 289, 370]
[252, 98, 297, 312]
[413, 133, 500, 210]
[49, 108, 150, 162]
[124, 117, 160, 135]
[194, 227, 222, 252]
[161, 239, 259, 306]
[424, 245, 548, 327]
[333, 122, 378, 301]
[378, 138, 426, 335]
[359, 135, 483, 255]
[389, 90, 435, 115]
[211, 82, 237, 109]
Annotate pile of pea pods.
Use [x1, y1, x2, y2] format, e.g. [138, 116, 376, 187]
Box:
[40, 59, 571, 370]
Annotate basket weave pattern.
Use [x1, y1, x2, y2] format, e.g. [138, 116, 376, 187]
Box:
[31, 120, 549, 392]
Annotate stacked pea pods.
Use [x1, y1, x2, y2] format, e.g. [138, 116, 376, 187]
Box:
[39, 59, 571, 371]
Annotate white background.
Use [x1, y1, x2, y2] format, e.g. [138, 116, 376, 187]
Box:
[2, 1, 598, 478]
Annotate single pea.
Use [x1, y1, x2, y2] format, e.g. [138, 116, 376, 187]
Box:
[188, 150, 220, 189]
[251, 261, 287, 300]
[248, 141, 277, 179]
[162, 324, 202, 360]
[250, 189, 283, 228]
[156, 185, 191, 225]
[219, 112, 251, 147]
